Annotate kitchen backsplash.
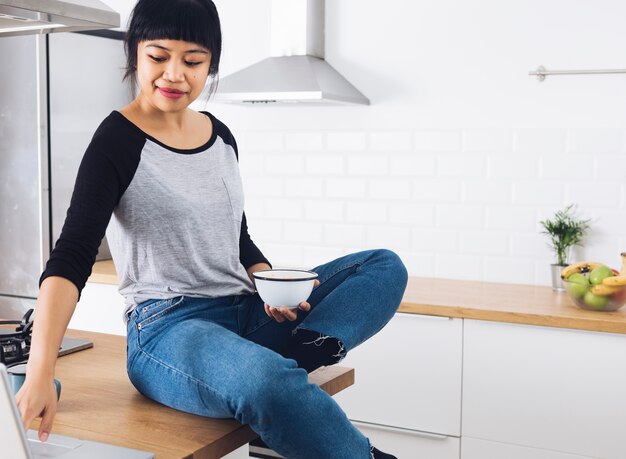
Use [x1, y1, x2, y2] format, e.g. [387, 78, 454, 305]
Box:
[233, 127, 626, 286]
[112, 0, 626, 287]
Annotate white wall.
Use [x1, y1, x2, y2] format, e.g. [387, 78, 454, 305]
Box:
[108, 0, 626, 285]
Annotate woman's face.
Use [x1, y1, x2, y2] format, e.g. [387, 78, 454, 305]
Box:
[135, 39, 212, 112]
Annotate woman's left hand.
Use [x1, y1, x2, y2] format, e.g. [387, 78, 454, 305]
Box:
[264, 280, 320, 322]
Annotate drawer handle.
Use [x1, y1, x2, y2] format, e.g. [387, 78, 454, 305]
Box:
[351, 420, 450, 440]
[396, 312, 452, 321]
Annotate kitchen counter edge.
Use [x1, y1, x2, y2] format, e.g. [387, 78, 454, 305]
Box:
[90, 260, 626, 335]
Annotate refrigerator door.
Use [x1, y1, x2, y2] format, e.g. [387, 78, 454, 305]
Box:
[0, 35, 49, 312]
[48, 32, 132, 261]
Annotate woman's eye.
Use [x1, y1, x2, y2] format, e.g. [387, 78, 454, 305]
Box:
[185, 61, 202, 67]
[149, 55, 166, 63]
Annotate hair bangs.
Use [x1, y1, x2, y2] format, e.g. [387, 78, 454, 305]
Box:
[125, 0, 222, 81]
[139, 5, 216, 55]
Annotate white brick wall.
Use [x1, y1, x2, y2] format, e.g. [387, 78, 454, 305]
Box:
[594, 155, 626, 180]
[284, 178, 324, 198]
[326, 178, 367, 198]
[413, 179, 460, 202]
[390, 155, 436, 177]
[369, 179, 411, 200]
[414, 130, 461, 153]
[487, 154, 538, 178]
[463, 180, 512, 204]
[515, 130, 566, 155]
[463, 129, 513, 153]
[512, 181, 563, 205]
[437, 155, 485, 178]
[208, 0, 626, 287]
[324, 223, 366, 247]
[540, 155, 592, 180]
[285, 132, 324, 152]
[566, 182, 621, 208]
[370, 131, 412, 152]
[568, 129, 622, 154]
[235, 127, 626, 286]
[265, 155, 304, 175]
[347, 201, 388, 223]
[305, 155, 345, 175]
[327, 132, 367, 151]
[347, 154, 389, 176]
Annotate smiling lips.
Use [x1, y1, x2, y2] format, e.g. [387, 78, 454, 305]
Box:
[158, 87, 186, 99]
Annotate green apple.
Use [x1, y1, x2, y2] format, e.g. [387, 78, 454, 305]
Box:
[589, 265, 614, 285]
[584, 290, 610, 310]
[566, 273, 589, 299]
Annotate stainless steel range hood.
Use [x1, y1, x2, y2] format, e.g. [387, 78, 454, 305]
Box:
[216, 0, 369, 105]
[0, 0, 119, 37]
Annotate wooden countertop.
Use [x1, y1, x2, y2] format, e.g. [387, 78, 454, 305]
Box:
[399, 277, 626, 335]
[89, 259, 119, 284]
[35, 329, 354, 459]
[90, 260, 626, 335]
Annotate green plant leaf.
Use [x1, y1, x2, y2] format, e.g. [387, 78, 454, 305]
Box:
[539, 204, 591, 265]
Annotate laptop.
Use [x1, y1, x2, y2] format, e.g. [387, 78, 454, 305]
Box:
[0, 364, 155, 459]
[58, 337, 94, 357]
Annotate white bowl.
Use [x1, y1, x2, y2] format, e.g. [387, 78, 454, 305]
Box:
[252, 269, 318, 308]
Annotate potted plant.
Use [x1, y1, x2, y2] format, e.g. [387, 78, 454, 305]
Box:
[540, 205, 591, 291]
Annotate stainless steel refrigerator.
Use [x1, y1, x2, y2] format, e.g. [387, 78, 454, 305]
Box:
[0, 31, 132, 320]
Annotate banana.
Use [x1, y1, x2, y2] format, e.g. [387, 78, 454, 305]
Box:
[591, 284, 624, 296]
[561, 261, 604, 279]
[600, 253, 626, 286]
[601, 276, 626, 286]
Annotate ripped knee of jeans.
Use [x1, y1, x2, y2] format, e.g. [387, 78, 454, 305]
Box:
[284, 328, 347, 372]
[298, 331, 347, 362]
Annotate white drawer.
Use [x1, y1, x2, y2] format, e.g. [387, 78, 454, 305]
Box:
[462, 437, 598, 459]
[72, 283, 126, 335]
[222, 444, 250, 459]
[462, 320, 626, 458]
[357, 422, 460, 459]
[334, 313, 463, 436]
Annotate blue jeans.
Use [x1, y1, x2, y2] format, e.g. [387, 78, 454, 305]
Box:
[126, 249, 408, 459]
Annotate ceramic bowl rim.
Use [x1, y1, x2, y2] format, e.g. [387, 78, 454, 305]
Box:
[252, 269, 318, 282]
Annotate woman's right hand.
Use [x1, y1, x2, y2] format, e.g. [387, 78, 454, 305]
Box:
[16, 373, 59, 442]
[17, 275, 81, 441]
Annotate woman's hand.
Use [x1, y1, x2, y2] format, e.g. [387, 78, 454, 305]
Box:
[264, 280, 320, 322]
[16, 373, 59, 442]
[16, 276, 79, 442]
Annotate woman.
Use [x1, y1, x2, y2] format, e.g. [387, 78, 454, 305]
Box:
[16, 1, 408, 457]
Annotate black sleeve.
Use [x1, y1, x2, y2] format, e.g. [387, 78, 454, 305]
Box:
[40, 115, 142, 295]
[239, 212, 271, 270]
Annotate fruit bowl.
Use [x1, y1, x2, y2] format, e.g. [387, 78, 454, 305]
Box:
[562, 275, 626, 312]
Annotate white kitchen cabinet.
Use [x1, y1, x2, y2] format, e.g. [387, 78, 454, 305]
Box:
[70, 282, 127, 335]
[222, 445, 250, 458]
[355, 421, 460, 459]
[334, 312, 463, 437]
[462, 437, 597, 459]
[462, 319, 626, 459]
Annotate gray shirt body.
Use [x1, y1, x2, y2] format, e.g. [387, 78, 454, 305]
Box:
[40, 111, 267, 321]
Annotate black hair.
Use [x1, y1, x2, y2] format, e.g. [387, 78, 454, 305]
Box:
[124, 0, 222, 97]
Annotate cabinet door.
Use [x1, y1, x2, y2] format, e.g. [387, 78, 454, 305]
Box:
[222, 444, 250, 459]
[463, 319, 626, 459]
[70, 283, 127, 335]
[334, 313, 463, 436]
[462, 437, 597, 459]
[357, 422, 460, 459]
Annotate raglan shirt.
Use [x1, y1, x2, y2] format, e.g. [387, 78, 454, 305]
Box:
[40, 111, 270, 320]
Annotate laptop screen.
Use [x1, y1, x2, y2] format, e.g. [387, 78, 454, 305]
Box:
[0, 364, 31, 459]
